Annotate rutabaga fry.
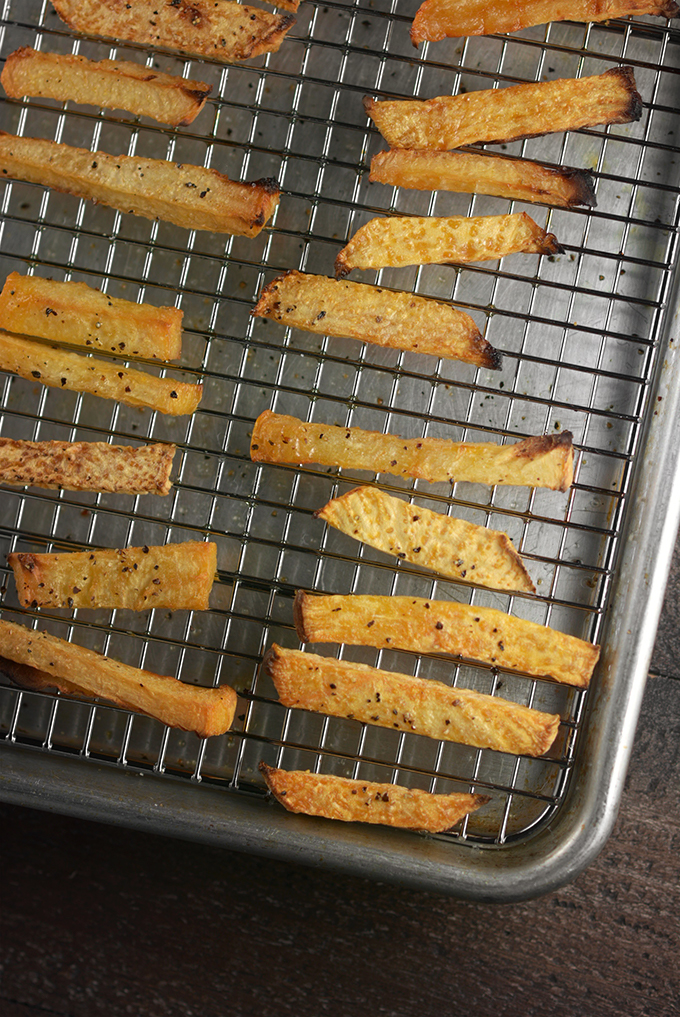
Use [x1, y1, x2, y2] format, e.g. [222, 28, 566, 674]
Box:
[294, 592, 600, 688]
[364, 68, 642, 151]
[250, 411, 574, 491]
[252, 270, 499, 369]
[0, 273, 183, 360]
[265, 645, 559, 756]
[260, 763, 489, 832]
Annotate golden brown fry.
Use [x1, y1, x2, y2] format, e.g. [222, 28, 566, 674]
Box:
[265, 645, 559, 756]
[335, 212, 562, 276]
[8, 541, 216, 612]
[250, 411, 574, 491]
[411, 0, 679, 45]
[364, 68, 642, 151]
[0, 438, 175, 495]
[260, 762, 488, 832]
[370, 148, 596, 209]
[0, 133, 280, 237]
[51, 0, 296, 63]
[0, 618, 236, 737]
[252, 270, 499, 370]
[1, 48, 212, 127]
[294, 592, 600, 688]
[0, 273, 182, 361]
[0, 331, 202, 415]
[315, 486, 535, 592]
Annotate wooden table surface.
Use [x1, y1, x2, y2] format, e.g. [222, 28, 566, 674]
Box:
[2, 550, 680, 1017]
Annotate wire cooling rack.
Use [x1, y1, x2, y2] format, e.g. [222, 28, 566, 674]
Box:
[0, 0, 679, 898]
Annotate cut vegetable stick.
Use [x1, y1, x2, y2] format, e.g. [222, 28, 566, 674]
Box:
[364, 68, 642, 151]
[260, 763, 489, 832]
[0, 133, 280, 237]
[0, 331, 202, 415]
[51, 0, 296, 64]
[0, 618, 236, 737]
[1, 48, 212, 127]
[0, 438, 175, 494]
[315, 486, 535, 592]
[8, 541, 217, 612]
[370, 148, 597, 208]
[252, 270, 499, 369]
[334, 212, 562, 276]
[411, 0, 679, 45]
[0, 273, 182, 360]
[250, 411, 574, 491]
[294, 592, 600, 688]
[265, 645, 559, 755]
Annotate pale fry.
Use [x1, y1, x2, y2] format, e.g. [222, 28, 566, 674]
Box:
[0, 133, 280, 237]
[0, 618, 236, 737]
[315, 486, 535, 592]
[0, 331, 202, 415]
[294, 592, 600, 688]
[250, 411, 574, 491]
[0, 273, 182, 360]
[51, 0, 296, 64]
[252, 270, 499, 370]
[1, 48, 211, 127]
[260, 763, 489, 832]
[0, 438, 175, 495]
[411, 0, 679, 45]
[364, 68, 642, 151]
[335, 213, 562, 276]
[8, 541, 217, 612]
[265, 645, 559, 756]
[370, 149, 596, 209]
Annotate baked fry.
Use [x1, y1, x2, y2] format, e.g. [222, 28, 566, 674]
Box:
[0, 618, 236, 737]
[411, 0, 679, 45]
[51, 0, 296, 64]
[252, 270, 499, 370]
[260, 763, 488, 832]
[8, 541, 216, 612]
[370, 149, 597, 208]
[0, 133, 280, 237]
[250, 411, 574, 491]
[0, 274, 182, 361]
[265, 645, 559, 755]
[364, 68, 642, 151]
[1, 48, 211, 127]
[334, 212, 562, 276]
[0, 331, 202, 416]
[0, 438, 175, 495]
[315, 486, 535, 592]
[294, 592, 600, 688]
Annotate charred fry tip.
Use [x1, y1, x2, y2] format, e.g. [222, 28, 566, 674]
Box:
[485, 345, 503, 371]
[293, 589, 311, 641]
[253, 176, 281, 196]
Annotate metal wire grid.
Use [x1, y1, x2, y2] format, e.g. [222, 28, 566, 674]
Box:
[0, 0, 677, 847]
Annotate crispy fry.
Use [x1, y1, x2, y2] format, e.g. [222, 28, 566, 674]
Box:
[315, 486, 535, 592]
[0, 331, 202, 415]
[1, 48, 211, 127]
[252, 270, 499, 369]
[8, 541, 216, 612]
[265, 645, 559, 755]
[0, 438, 175, 494]
[0, 273, 182, 361]
[411, 0, 679, 45]
[335, 212, 562, 276]
[250, 411, 574, 491]
[260, 763, 488, 832]
[0, 618, 236, 737]
[51, 0, 296, 63]
[364, 68, 642, 151]
[370, 148, 597, 208]
[294, 592, 600, 688]
[0, 133, 280, 236]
